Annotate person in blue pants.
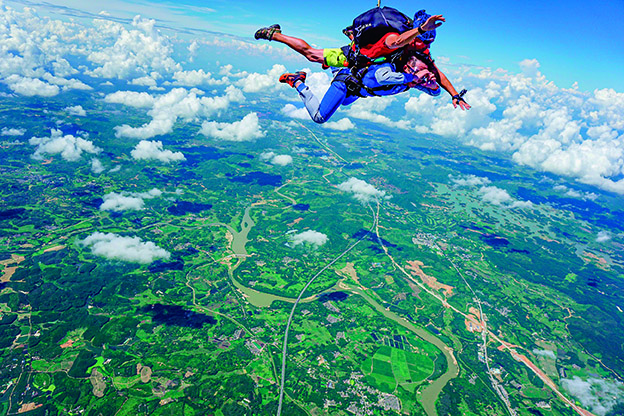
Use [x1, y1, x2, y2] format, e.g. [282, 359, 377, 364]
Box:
[280, 62, 419, 124]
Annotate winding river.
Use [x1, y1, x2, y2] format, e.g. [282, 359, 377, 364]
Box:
[224, 206, 459, 416]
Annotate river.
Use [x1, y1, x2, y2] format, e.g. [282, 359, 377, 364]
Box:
[225, 206, 459, 416]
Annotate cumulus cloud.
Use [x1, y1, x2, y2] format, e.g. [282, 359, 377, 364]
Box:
[199, 112, 264, 142]
[478, 186, 514, 205]
[561, 376, 624, 416]
[271, 154, 293, 166]
[130, 76, 158, 87]
[99, 188, 162, 212]
[171, 69, 227, 86]
[1, 128, 25, 136]
[29, 129, 101, 161]
[452, 176, 532, 209]
[596, 231, 611, 243]
[553, 185, 598, 200]
[478, 186, 533, 209]
[4, 75, 60, 97]
[65, 105, 86, 116]
[323, 118, 355, 131]
[236, 64, 287, 93]
[85, 16, 182, 79]
[281, 104, 310, 120]
[105, 91, 156, 108]
[130, 140, 185, 163]
[346, 96, 412, 129]
[290, 230, 328, 247]
[100, 193, 144, 211]
[81, 232, 170, 264]
[109, 86, 244, 139]
[451, 175, 491, 187]
[338, 177, 387, 203]
[260, 151, 293, 166]
[91, 158, 105, 174]
[400, 59, 624, 195]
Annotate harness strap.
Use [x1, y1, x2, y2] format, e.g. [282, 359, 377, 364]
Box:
[332, 66, 403, 97]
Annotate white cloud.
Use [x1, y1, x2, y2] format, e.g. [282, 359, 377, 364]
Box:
[130, 140, 185, 163]
[43, 74, 92, 91]
[171, 69, 227, 86]
[477, 185, 533, 209]
[596, 231, 611, 243]
[105, 91, 156, 108]
[187, 40, 199, 62]
[100, 193, 145, 211]
[109, 86, 244, 139]
[519, 58, 541, 78]
[1, 128, 25, 136]
[478, 186, 514, 205]
[65, 105, 86, 116]
[91, 158, 105, 174]
[220, 64, 248, 78]
[260, 151, 292, 166]
[346, 96, 412, 129]
[199, 112, 264, 142]
[81, 232, 171, 264]
[236, 64, 286, 93]
[451, 175, 491, 187]
[290, 230, 328, 247]
[84, 16, 182, 80]
[337, 177, 387, 204]
[99, 188, 162, 212]
[323, 118, 355, 131]
[29, 129, 101, 161]
[130, 76, 158, 87]
[4, 75, 60, 97]
[553, 185, 598, 200]
[399, 59, 624, 195]
[452, 178, 533, 209]
[562, 376, 624, 416]
[281, 104, 310, 120]
[271, 154, 293, 166]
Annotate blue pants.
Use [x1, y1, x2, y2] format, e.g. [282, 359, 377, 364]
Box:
[296, 77, 359, 124]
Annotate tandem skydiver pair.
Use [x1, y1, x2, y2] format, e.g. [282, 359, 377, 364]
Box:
[254, 7, 471, 124]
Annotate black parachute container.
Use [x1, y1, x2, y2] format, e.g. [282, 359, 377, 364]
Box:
[344, 6, 413, 47]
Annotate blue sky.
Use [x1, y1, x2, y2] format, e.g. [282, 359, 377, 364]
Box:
[1, 0, 624, 194]
[7, 0, 624, 92]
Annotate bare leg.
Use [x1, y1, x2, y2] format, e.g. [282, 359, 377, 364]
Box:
[271, 33, 324, 64]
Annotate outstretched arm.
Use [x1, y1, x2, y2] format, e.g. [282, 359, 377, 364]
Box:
[384, 15, 445, 50]
[430, 63, 471, 110]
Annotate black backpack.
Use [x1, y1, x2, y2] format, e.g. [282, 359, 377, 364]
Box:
[344, 7, 413, 48]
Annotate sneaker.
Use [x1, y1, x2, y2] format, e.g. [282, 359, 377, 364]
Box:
[254, 24, 281, 41]
[279, 71, 307, 88]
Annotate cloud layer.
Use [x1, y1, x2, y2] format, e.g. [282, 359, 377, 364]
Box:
[107, 86, 244, 139]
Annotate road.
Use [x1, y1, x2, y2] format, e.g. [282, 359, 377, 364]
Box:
[276, 204, 378, 416]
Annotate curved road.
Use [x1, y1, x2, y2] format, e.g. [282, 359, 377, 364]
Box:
[276, 205, 378, 416]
